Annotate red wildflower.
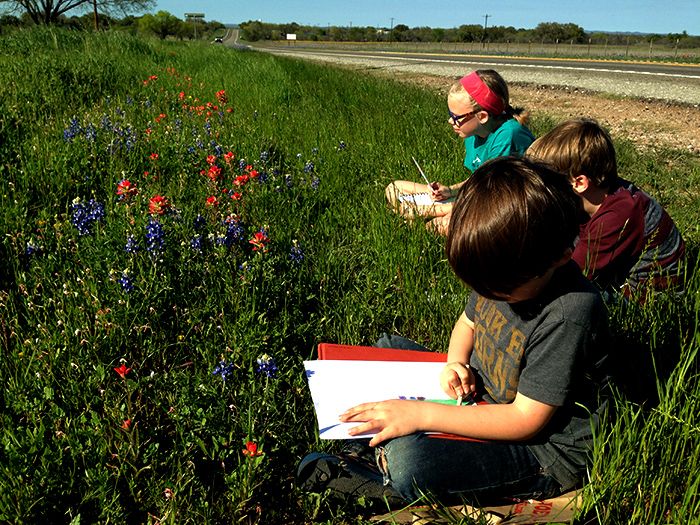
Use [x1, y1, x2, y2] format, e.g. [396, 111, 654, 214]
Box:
[155, 113, 166, 123]
[242, 441, 263, 458]
[223, 151, 235, 164]
[206, 154, 217, 165]
[230, 192, 242, 201]
[116, 179, 138, 200]
[249, 169, 259, 178]
[207, 165, 222, 181]
[149, 195, 170, 215]
[249, 231, 269, 252]
[178, 91, 185, 100]
[216, 90, 228, 104]
[114, 363, 131, 378]
[234, 174, 249, 186]
[245, 164, 254, 172]
[145, 128, 152, 136]
[122, 419, 132, 430]
[149, 153, 159, 161]
[206, 196, 219, 207]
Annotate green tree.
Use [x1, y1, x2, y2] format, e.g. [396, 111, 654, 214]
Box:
[0, 0, 153, 26]
[138, 10, 181, 39]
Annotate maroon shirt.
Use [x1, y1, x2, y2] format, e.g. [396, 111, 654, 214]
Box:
[573, 179, 685, 296]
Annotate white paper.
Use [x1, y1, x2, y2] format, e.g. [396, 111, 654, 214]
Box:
[397, 192, 435, 206]
[303, 360, 450, 439]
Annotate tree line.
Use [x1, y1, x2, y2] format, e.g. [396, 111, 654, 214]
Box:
[240, 20, 700, 48]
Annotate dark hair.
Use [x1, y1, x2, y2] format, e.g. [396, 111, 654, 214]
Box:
[526, 118, 617, 189]
[446, 157, 581, 299]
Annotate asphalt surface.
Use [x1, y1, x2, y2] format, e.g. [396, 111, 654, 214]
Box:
[250, 45, 700, 105]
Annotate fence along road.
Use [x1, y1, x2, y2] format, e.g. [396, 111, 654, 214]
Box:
[251, 45, 700, 105]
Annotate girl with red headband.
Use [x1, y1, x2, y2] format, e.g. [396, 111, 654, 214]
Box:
[386, 69, 534, 235]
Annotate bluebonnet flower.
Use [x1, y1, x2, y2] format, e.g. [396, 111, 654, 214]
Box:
[70, 198, 105, 236]
[193, 214, 206, 232]
[116, 107, 124, 117]
[190, 235, 203, 252]
[145, 99, 152, 108]
[289, 241, 304, 265]
[311, 176, 321, 190]
[219, 215, 245, 248]
[174, 118, 182, 131]
[213, 143, 223, 156]
[312, 147, 319, 155]
[253, 110, 259, 120]
[195, 138, 204, 150]
[145, 218, 165, 255]
[284, 174, 293, 188]
[212, 360, 235, 381]
[259, 150, 269, 162]
[126, 96, 134, 105]
[63, 117, 82, 142]
[118, 271, 134, 293]
[25, 242, 38, 257]
[255, 354, 278, 378]
[204, 121, 212, 135]
[125, 235, 140, 253]
[337, 141, 347, 150]
[257, 171, 269, 184]
[187, 145, 196, 155]
[303, 161, 314, 173]
[84, 124, 97, 143]
[100, 114, 112, 131]
[239, 159, 247, 171]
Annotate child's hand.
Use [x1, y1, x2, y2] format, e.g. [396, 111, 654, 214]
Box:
[430, 183, 452, 202]
[340, 399, 429, 446]
[440, 362, 475, 400]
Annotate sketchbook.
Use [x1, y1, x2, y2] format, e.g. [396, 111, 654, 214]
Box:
[397, 192, 436, 206]
[303, 359, 450, 439]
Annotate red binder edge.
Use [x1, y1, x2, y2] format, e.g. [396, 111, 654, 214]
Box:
[317, 342, 447, 362]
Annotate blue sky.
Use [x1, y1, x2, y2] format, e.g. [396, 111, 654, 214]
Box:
[140, 0, 700, 35]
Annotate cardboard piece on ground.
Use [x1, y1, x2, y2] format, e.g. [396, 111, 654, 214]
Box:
[371, 489, 582, 525]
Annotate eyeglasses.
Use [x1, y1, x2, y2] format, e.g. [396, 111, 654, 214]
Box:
[448, 108, 477, 127]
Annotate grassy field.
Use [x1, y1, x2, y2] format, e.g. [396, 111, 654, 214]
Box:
[1, 27, 700, 524]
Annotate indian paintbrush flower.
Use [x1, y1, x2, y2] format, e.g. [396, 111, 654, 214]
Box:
[114, 363, 131, 378]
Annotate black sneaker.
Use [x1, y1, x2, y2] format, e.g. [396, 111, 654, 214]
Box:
[296, 452, 404, 508]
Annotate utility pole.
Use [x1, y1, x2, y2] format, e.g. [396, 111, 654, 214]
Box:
[482, 14, 490, 48]
[390, 17, 394, 43]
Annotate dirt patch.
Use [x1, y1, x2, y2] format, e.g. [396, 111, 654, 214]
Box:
[390, 73, 700, 155]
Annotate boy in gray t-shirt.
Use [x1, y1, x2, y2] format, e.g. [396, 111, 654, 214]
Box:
[298, 157, 610, 507]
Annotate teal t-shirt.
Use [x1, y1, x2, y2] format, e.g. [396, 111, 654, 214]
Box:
[463, 118, 535, 172]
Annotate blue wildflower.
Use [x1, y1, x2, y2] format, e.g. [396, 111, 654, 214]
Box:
[238, 159, 247, 171]
[312, 147, 319, 155]
[190, 235, 203, 252]
[219, 215, 245, 248]
[100, 114, 112, 131]
[125, 235, 140, 253]
[118, 271, 134, 293]
[255, 354, 278, 378]
[284, 174, 293, 188]
[70, 198, 105, 236]
[84, 124, 97, 142]
[145, 218, 165, 255]
[212, 360, 235, 381]
[311, 176, 321, 190]
[193, 214, 206, 231]
[303, 161, 314, 173]
[338, 141, 347, 150]
[260, 150, 269, 162]
[63, 117, 82, 142]
[289, 241, 304, 265]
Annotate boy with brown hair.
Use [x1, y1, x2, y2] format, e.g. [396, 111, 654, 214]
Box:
[297, 157, 611, 508]
[526, 118, 685, 299]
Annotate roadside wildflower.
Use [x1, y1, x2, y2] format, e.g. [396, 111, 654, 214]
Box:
[70, 198, 105, 236]
[303, 161, 315, 173]
[206, 196, 219, 207]
[206, 165, 222, 181]
[148, 195, 170, 215]
[118, 271, 134, 293]
[164, 487, 174, 500]
[116, 179, 138, 200]
[122, 419, 132, 430]
[215, 89, 228, 104]
[63, 117, 82, 142]
[337, 140, 347, 150]
[206, 154, 217, 165]
[212, 360, 235, 381]
[219, 215, 244, 247]
[242, 441, 263, 458]
[249, 230, 269, 253]
[145, 218, 166, 255]
[125, 235, 140, 253]
[114, 363, 132, 378]
[149, 152, 159, 161]
[284, 174, 293, 188]
[255, 354, 278, 378]
[223, 151, 235, 164]
[311, 176, 321, 190]
[190, 235, 203, 252]
[289, 241, 304, 265]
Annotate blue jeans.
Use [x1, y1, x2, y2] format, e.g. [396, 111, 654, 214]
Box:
[372, 333, 563, 505]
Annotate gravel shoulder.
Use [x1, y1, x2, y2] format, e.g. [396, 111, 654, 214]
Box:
[260, 48, 700, 155]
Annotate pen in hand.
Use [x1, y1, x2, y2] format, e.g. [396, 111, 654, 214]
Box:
[412, 156, 437, 192]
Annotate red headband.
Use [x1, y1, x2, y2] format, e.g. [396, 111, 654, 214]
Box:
[460, 72, 505, 115]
